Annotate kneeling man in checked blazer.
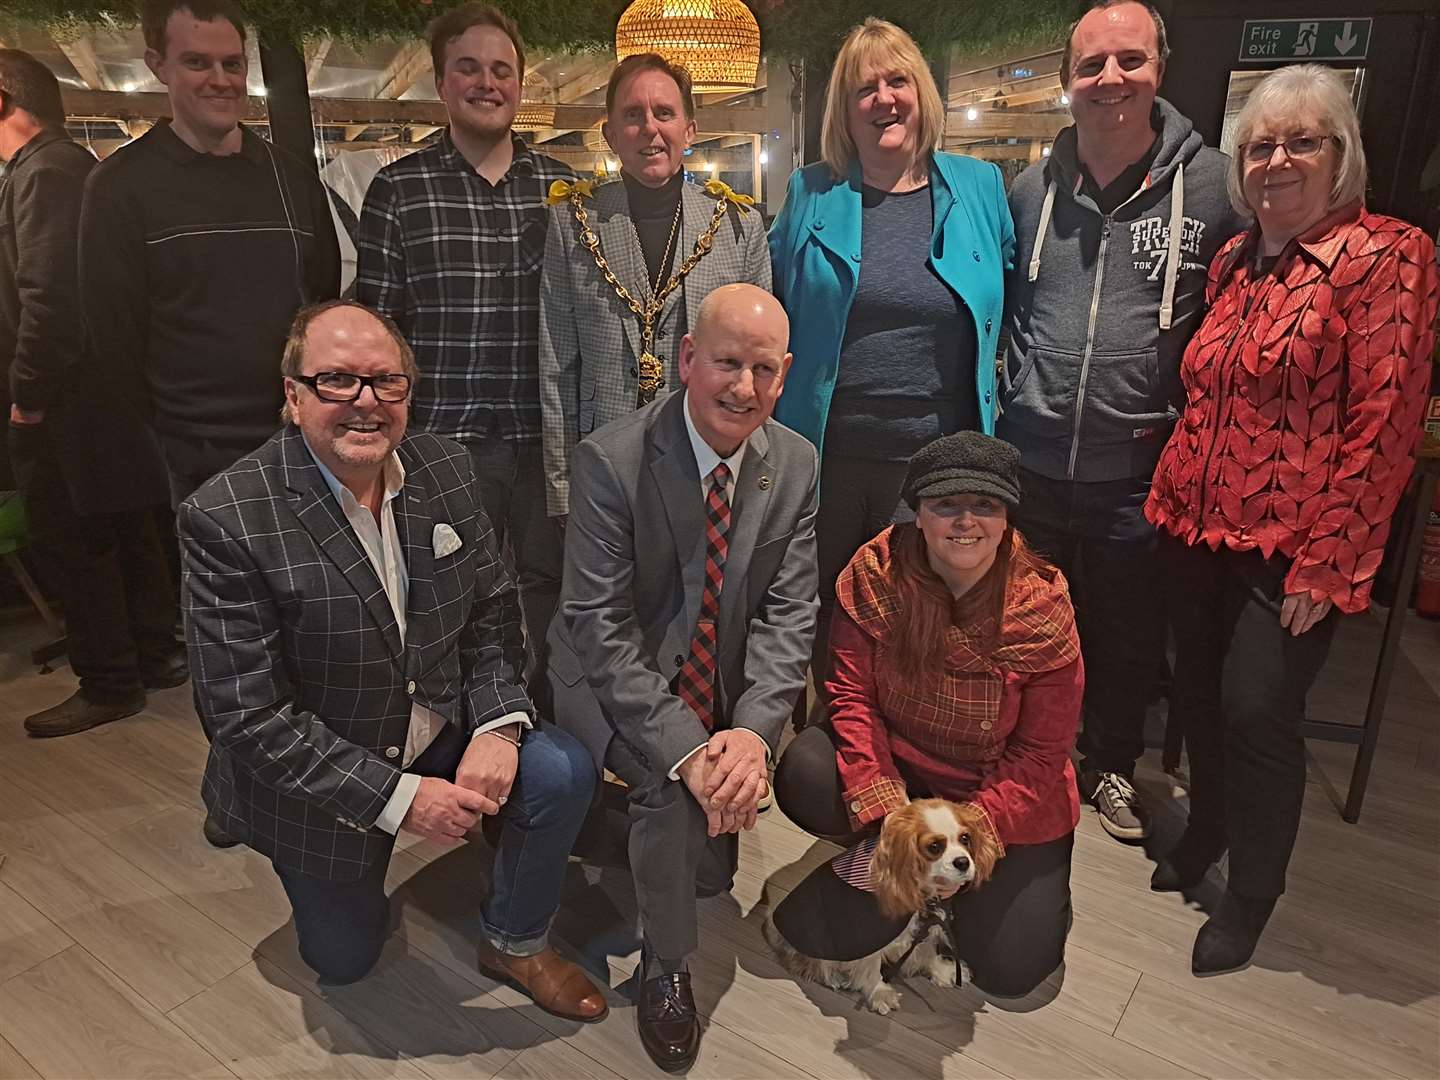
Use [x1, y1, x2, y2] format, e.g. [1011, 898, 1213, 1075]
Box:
[548, 283, 818, 1071]
[180, 300, 606, 1021]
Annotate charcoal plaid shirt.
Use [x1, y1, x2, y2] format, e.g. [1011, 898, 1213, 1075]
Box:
[356, 132, 574, 445]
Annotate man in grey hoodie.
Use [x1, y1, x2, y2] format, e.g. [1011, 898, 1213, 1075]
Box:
[999, 0, 1245, 841]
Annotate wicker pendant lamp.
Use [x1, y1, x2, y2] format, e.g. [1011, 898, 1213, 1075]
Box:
[615, 0, 761, 93]
[514, 69, 557, 131]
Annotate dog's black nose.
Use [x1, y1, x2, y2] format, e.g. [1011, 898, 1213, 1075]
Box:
[952, 855, 970, 872]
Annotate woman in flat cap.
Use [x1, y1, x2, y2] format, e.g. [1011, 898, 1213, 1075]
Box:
[771, 431, 1082, 996]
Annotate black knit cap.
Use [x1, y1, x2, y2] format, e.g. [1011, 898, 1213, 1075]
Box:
[902, 431, 1022, 511]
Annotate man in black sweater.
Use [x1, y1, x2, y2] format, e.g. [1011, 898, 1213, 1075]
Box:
[2, 48, 186, 738]
[78, 0, 340, 508]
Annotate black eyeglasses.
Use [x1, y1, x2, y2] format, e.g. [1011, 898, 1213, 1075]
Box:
[1240, 134, 1331, 163]
[291, 372, 412, 403]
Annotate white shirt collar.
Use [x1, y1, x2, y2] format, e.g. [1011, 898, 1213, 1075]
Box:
[301, 434, 406, 511]
[682, 390, 747, 483]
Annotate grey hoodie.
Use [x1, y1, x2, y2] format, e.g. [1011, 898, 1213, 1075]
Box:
[998, 98, 1246, 483]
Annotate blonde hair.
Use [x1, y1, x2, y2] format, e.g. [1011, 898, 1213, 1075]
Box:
[821, 18, 944, 181]
[1226, 64, 1367, 217]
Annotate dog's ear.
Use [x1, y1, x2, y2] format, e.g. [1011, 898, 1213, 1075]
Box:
[873, 806, 927, 917]
[955, 803, 1002, 886]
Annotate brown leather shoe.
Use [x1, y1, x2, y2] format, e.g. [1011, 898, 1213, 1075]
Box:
[476, 941, 608, 1022]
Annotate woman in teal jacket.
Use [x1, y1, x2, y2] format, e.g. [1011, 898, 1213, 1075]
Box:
[769, 17, 1015, 688]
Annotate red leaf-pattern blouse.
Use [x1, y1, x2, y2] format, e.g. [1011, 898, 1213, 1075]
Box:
[1146, 202, 1438, 613]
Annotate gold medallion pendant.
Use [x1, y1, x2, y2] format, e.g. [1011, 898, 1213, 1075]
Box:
[635, 351, 666, 404]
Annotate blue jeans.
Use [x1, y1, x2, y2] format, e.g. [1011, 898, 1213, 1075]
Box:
[274, 722, 594, 982]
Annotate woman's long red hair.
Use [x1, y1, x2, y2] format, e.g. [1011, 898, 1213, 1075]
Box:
[883, 523, 1046, 689]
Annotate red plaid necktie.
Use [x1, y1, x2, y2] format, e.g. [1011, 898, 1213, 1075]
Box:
[675, 462, 732, 729]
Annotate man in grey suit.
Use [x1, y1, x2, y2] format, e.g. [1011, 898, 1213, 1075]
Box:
[181, 301, 605, 1020]
[538, 53, 771, 521]
[549, 284, 817, 1070]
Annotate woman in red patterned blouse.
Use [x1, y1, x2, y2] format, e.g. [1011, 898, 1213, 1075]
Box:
[1145, 65, 1438, 976]
[771, 432, 1084, 997]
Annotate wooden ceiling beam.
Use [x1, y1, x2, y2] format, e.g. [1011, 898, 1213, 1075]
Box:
[943, 141, 1049, 161]
[945, 111, 1068, 140]
[375, 42, 430, 100]
[57, 37, 114, 92]
[947, 49, 1062, 97]
[61, 90, 770, 136]
[304, 37, 333, 84]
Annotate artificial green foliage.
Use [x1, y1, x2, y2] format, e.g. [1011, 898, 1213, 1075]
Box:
[4, 0, 1078, 58]
[758, 0, 1076, 62]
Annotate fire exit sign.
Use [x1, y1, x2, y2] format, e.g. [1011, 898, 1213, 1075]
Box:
[1238, 18, 1371, 63]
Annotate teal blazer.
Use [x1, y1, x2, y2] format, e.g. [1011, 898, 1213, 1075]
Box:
[767, 152, 1015, 453]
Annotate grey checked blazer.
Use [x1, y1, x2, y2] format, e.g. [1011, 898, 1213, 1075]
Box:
[548, 392, 819, 775]
[537, 178, 771, 517]
[181, 426, 530, 881]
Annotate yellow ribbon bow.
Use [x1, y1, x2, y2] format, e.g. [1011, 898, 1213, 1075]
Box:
[704, 178, 756, 213]
[546, 178, 595, 205]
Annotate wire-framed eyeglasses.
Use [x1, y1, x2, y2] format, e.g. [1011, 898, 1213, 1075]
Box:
[1239, 135, 1331, 164]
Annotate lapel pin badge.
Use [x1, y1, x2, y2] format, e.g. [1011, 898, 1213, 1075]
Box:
[758, 475, 772, 490]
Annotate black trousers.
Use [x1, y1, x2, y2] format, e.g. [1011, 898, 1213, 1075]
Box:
[1014, 468, 1164, 777]
[813, 452, 911, 687]
[1162, 536, 1338, 899]
[463, 434, 563, 690]
[8, 420, 178, 700]
[774, 725, 1073, 997]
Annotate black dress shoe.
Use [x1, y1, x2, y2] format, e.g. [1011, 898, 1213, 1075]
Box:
[141, 653, 190, 690]
[203, 812, 240, 849]
[24, 689, 145, 738]
[637, 970, 700, 1073]
[1192, 890, 1276, 976]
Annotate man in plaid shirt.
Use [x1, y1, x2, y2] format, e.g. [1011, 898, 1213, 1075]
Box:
[357, 2, 573, 679]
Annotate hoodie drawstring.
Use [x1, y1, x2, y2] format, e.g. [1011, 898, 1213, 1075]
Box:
[1027, 180, 1058, 283]
[1028, 163, 1188, 333]
[1159, 163, 1185, 331]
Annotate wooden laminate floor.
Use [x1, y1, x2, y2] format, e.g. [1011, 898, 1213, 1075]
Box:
[0, 605, 1436, 1080]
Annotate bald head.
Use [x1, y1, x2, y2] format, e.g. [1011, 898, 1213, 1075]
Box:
[691, 283, 790, 351]
[680, 284, 792, 456]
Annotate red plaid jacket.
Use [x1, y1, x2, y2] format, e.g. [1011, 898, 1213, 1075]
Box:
[829, 527, 1083, 849]
[1146, 203, 1438, 613]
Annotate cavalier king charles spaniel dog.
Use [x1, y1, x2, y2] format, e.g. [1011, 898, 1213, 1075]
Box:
[764, 799, 1001, 1013]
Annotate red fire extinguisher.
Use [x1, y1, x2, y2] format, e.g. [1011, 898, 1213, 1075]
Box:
[1417, 484, 1440, 619]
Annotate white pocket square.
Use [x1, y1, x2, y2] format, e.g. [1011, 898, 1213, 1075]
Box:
[432, 523, 463, 558]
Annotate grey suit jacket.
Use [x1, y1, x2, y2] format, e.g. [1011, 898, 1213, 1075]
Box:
[181, 426, 530, 881]
[537, 178, 771, 517]
[548, 391, 819, 775]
